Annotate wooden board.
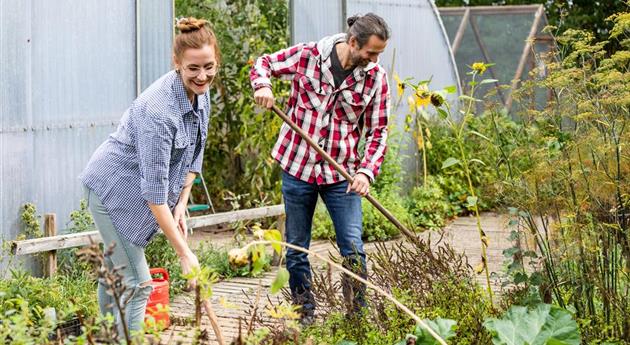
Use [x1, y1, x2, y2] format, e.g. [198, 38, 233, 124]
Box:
[11, 205, 285, 255]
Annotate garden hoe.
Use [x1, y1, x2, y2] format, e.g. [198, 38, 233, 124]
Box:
[270, 104, 419, 245]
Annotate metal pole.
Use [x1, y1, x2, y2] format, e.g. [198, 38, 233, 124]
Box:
[505, 5, 544, 111]
[451, 7, 470, 55]
[136, 0, 142, 96]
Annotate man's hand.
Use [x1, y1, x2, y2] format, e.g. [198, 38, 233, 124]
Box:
[254, 87, 275, 109]
[172, 203, 188, 240]
[347, 173, 371, 196]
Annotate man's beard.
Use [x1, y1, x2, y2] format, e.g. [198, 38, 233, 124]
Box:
[350, 53, 369, 68]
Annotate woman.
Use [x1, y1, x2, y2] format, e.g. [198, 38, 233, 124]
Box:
[80, 17, 219, 333]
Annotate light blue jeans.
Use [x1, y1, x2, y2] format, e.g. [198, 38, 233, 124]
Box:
[83, 185, 153, 336]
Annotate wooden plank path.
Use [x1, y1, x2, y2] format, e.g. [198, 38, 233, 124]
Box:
[158, 213, 511, 344]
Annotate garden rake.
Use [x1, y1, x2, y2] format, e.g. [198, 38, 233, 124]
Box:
[270, 104, 419, 244]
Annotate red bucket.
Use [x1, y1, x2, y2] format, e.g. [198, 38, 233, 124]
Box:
[144, 268, 170, 330]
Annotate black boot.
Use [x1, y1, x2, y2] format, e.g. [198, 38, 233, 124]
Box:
[341, 254, 367, 316]
[292, 286, 315, 326]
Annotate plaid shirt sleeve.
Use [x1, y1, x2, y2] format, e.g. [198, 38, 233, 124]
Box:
[136, 110, 173, 205]
[250, 43, 308, 90]
[357, 73, 390, 182]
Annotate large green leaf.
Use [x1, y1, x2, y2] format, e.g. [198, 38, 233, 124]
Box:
[533, 306, 582, 345]
[270, 267, 289, 294]
[414, 318, 458, 345]
[484, 304, 581, 345]
[263, 229, 283, 255]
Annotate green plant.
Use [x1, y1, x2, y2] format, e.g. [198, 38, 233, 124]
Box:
[307, 237, 493, 345]
[405, 176, 456, 230]
[484, 304, 581, 345]
[19, 203, 43, 240]
[0, 297, 56, 345]
[177, 0, 290, 210]
[145, 234, 274, 298]
[398, 63, 497, 305]
[234, 231, 450, 344]
[492, 6, 630, 341]
[198, 241, 271, 279]
[58, 200, 95, 278]
[395, 318, 458, 345]
[0, 268, 98, 327]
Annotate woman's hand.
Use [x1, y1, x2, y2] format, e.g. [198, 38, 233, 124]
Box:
[179, 250, 200, 290]
[172, 203, 188, 240]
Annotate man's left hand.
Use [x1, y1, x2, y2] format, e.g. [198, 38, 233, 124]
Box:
[172, 203, 188, 240]
[347, 173, 371, 196]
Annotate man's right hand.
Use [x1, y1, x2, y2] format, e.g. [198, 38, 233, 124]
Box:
[254, 87, 275, 109]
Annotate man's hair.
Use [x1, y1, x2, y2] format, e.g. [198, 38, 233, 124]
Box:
[346, 13, 390, 47]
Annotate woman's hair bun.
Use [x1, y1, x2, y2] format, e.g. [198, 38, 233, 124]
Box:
[346, 15, 360, 27]
[176, 17, 208, 34]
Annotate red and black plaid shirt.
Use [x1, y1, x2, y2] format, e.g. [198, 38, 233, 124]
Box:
[250, 34, 390, 185]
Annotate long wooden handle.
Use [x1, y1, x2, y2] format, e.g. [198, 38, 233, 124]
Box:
[203, 300, 225, 345]
[270, 104, 418, 242]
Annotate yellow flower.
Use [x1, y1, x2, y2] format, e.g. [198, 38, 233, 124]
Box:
[471, 62, 487, 75]
[414, 84, 431, 108]
[393, 73, 405, 98]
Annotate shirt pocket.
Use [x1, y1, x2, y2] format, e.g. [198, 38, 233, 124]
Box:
[338, 89, 371, 123]
[170, 132, 189, 164]
[296, 74, 328, 111]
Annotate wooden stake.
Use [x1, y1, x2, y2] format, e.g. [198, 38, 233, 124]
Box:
[203, 300, 225, 345]
[272, 214, 285, 266]
[44, 213, 57, 277]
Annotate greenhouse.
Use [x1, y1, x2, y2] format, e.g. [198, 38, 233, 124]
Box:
[1, 0, 628, 344]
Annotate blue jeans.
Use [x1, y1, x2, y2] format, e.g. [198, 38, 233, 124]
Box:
[281, 171, 366, 315]
[83, 185, 153, 336]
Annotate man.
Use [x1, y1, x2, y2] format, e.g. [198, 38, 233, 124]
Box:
[250, 13, 391, 324]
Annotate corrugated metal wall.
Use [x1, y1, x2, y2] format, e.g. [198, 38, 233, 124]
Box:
[290, 0, 460, 186]
[0, 0, 173, 269]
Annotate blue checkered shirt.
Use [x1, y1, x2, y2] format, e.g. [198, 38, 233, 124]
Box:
[80, 71, 209, 247]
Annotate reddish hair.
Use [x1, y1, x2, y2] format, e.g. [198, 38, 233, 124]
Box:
[174, 17, 221, 64]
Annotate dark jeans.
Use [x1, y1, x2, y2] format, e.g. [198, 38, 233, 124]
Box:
[281, 171, 366, 315]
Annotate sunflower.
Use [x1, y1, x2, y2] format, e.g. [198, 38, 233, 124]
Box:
[472, 62, 487, 75]
[393, 73, 405, 98]
[414, 84, 431, 108]
[430, 91, 445, 107]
